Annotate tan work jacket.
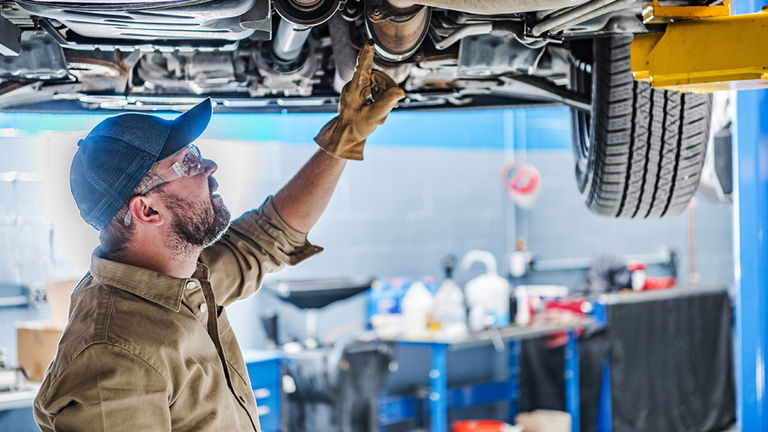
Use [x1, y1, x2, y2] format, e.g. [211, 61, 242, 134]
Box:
[33, 197, 322, 431]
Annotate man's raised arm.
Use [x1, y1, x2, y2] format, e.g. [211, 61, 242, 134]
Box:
[273, 40, 404, 233]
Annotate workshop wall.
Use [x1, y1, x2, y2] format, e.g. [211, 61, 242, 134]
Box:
[0, 132, 76, 366]
[497, 108, 733, 293]
[0, 107, 734, 365]
[511, 150, 734, 292]
[209, 137, 516, 349]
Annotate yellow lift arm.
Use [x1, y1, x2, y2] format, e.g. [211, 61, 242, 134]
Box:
[630, 0, 768, 93]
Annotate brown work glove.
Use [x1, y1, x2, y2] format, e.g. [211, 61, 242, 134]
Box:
[314, 40, 406, 160]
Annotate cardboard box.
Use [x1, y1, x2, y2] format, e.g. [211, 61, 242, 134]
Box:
[45, 279, 77, 329]
[515, 410, 571, 432]
[16, 279, 77, 382]
[17, 321, 62, 382]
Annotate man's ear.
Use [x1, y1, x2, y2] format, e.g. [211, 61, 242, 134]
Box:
[127, 195, 164, 227]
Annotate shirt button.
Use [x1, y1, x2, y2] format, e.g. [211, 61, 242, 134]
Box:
[199, 303, 208, 314]
[185, 280, 197, 290]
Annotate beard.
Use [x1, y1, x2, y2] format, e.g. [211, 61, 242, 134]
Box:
[163, 190, 231, 252]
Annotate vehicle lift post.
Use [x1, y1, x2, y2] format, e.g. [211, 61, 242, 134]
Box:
[731, 0, 768, 429]
[630, 0, 768, 429]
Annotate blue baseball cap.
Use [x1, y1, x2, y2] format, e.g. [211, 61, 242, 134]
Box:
[70, 98, 212, 230]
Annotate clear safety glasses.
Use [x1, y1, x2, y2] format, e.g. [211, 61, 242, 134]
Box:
[123, 144, 205, 226]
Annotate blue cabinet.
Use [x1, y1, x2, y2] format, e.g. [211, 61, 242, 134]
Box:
[243, 350, 283, 432]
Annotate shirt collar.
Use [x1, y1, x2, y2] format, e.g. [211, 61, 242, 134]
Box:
[90, 249, 210, 312]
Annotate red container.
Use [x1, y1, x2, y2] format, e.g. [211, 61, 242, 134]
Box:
[453, 420, 508, 432]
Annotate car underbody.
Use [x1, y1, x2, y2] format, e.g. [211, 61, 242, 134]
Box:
[0, 0, 649, 113]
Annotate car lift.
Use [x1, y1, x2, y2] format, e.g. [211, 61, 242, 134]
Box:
[630, 0, 767, 92]
[629, 0, 767, 430]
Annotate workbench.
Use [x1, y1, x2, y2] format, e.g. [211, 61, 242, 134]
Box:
[378, 318, 595, 432]
[0, 384, 40, 432]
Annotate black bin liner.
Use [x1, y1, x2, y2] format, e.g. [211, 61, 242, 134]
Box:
[521, 289, 735, 432]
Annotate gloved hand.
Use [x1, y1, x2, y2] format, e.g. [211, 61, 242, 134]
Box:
[314, 40, 406, 160]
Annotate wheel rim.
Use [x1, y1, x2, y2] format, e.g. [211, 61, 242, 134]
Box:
[570, 54, 592, 194]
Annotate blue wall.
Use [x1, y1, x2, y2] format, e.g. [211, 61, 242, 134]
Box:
[0, 107, 570, 150]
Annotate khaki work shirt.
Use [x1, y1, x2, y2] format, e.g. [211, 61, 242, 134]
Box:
[33, 197, 322, 431]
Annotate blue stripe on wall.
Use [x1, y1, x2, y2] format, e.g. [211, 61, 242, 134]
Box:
[0, 106, 571, 151]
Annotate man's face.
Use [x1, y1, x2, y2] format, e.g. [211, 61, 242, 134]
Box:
[153, 146, 231, 249]
[163, 179, 231, 249]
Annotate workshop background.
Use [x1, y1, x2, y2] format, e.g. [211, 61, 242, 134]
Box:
[0, 105, 734, 431]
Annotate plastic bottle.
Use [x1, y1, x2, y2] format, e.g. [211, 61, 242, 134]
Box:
[433, 256, 468, 339]
[401, 281, 434, 339]
[367, 278, 406, 318]
[514, 286, 531, 325]
[628, 261, 647, 291]
[461, 250, 511, 331]
[422, 275, 437, 294]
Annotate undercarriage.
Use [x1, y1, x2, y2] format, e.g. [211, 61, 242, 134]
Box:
[0, 0, 646, 112]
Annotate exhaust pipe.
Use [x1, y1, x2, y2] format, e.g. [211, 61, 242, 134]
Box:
[272, 0, 341, 66]
[327, 11, 356, 92]
[273, 19, 311, 63]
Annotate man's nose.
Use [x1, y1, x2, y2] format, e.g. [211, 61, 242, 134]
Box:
[203, 158, 217, 175]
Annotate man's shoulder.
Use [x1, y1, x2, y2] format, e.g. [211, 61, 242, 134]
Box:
[47, 276, 179, 384]
[37, 275, 179, 406]
[52, 276, 114, 367]
[34, 338, 170, 420]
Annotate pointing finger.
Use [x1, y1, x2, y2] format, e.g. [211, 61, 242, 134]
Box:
[353, 40, 375, 90]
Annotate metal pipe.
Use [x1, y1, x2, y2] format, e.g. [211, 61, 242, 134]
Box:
[272, 17, 311, 62]
[546, 0, 635, 34]
[389, 0, 589, 14]
[531, 249, 673, 272]
[531, 0, 625, 36]
[328, 11, 356, 92]
[434, 23, 492, 50]
[536, 8, 560, 19]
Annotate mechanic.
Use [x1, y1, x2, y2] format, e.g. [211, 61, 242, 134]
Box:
[32, 41, 404, 432]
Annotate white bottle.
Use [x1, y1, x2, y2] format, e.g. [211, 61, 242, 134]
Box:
[401, 281, 434, 339]
[462, 250, 511, 331]
[514, 286, 531, 325]
[433, 257, 468, 339]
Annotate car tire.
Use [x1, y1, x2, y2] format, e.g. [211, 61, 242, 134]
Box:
[570, 35, 711, 218]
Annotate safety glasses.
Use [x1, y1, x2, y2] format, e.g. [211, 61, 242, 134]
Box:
[123, 144, 205, 226]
